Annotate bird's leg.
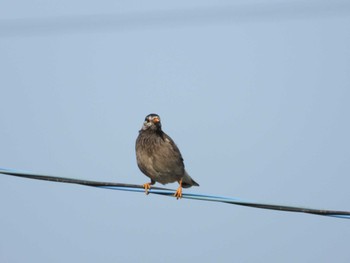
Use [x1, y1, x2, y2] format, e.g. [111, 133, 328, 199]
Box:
[142, 181, 154, 195]
[174, 179, 183, 199]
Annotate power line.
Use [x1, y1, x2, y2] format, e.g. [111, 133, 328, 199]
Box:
[1, 168, 349, 219]
[0, 1, 350, 37]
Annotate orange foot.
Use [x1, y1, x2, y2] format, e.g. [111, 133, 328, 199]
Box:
[174, 179, 183, 199]
[143, 182, 152, 195]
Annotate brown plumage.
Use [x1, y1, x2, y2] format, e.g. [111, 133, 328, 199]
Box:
[135, 113, 199, 199]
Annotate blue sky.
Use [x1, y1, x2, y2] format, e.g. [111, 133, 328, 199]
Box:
[1, 1, 350, 262]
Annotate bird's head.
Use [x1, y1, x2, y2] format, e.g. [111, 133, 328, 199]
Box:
[142, 113, 162, 131]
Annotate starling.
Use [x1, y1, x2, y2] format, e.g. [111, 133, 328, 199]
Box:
[135, 113, 199, 199]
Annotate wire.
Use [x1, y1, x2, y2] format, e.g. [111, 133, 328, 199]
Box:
[1, 168, 349, 219]
[1, 1, 350, 37]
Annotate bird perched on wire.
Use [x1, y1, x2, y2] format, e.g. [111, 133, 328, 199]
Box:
[135, 113, 199, 199]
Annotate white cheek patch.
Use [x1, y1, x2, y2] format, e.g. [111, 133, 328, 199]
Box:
[142, 121, 152, 130]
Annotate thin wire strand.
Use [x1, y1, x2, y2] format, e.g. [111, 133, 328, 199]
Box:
[1, 1, 350, 37]
[1, 168, 349, 219]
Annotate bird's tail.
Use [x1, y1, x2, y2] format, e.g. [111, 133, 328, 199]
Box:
[182, 171, 199, 188]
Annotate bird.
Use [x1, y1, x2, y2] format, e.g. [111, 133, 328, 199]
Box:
[135, 113, 199, 199]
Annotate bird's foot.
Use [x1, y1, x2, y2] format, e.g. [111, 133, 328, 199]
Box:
[143, 182, 152, 195]
[174, 187, 182, 199]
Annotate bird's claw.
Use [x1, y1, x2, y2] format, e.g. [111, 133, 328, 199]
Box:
[174, 186, 182, 200]
[143, 182, 151, 195]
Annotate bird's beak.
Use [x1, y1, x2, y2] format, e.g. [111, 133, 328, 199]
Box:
[153, 117, 160, 123]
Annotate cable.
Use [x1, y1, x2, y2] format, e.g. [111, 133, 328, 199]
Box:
[1, 1, 350, 37]
[1, 168, 349, 219]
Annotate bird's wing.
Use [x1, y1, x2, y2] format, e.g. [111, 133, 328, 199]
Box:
[151, 133, 185, 177]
